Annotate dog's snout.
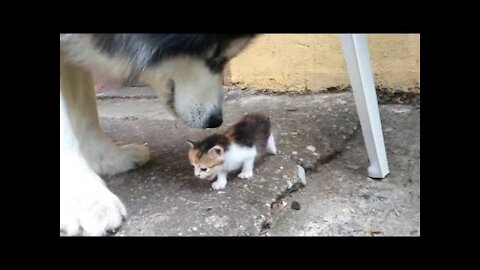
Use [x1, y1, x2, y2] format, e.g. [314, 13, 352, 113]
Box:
[206, 110, 223, 128]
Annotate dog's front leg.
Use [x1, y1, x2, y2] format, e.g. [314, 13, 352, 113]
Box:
[60, 91, 126, 236]
[60, 60, 149, 235]
[60, 60, 150, 176]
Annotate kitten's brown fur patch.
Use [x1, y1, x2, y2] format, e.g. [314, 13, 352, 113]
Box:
[224, 113, 271, 148]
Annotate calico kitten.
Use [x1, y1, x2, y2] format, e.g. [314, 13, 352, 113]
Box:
[187, 113, 277, 190]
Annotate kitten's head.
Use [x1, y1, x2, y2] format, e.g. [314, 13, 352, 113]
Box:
[186, 135, 230, 180]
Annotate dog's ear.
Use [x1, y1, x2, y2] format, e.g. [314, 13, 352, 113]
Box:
[186, 140, 196, 148]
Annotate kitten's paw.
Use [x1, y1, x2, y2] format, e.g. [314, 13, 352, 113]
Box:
[211, 180, 227, 190]
[238, 172, 253, 179]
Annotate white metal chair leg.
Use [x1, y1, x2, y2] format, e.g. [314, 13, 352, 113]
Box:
[340, 34, 390, 179]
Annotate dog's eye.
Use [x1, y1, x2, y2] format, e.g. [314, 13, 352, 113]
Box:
[206, 57, 227, 73]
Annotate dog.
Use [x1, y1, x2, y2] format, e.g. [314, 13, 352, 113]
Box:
[60, 34, 256, 236]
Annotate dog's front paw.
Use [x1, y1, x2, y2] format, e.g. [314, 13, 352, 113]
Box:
[119, 144, 150, 168]
[93, 143, 150, 176]
[60, 171, 127, 236]
[238, 171, 253, 179]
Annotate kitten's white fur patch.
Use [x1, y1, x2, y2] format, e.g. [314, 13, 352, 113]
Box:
[222, 143, 257, 172]
[210, 143, 257, 190]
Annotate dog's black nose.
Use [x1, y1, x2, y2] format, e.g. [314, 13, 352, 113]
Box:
[206, 110, 223, 128]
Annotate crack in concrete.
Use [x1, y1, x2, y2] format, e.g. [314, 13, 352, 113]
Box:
[310, 122, 361, 172]
[260, 182, 305, 235]
[258, 122, 362, 235]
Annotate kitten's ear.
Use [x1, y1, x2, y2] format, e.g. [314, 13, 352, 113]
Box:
[186, 140, 196, 148]
[208, 145, 224, 158]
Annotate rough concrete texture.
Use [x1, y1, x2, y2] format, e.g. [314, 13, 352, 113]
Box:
[267, 105, 420, 236]
[96, 87, 420, 236]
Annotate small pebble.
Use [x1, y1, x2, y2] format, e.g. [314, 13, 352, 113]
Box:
[296, 165, 306, 185]
[306, 145, 316, 152]
[286, 180, 293, 189]
[347, 164, 360, 170]
[392, 108, 411, 114]
[291, 201, 301, 210]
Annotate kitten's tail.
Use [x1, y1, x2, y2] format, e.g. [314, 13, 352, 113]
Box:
[266, 132, 277, 155]
[251, 113, 276, 155]
[241, 112, 277, 154]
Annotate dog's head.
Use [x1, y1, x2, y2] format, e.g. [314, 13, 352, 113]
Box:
[64, 34, 255, 128]
[111, 34, 257, 129]
[143, 55, 227, 129]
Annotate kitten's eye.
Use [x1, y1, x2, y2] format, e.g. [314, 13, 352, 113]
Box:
[201, 168, 208, 172]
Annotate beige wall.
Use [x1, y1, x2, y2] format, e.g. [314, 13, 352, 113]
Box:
[226, 34, 420, 93]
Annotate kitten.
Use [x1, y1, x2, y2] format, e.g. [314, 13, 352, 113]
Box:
[187, 113, 277, 190]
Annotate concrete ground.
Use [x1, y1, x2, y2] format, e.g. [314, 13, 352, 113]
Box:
[96, 87, 420, 236]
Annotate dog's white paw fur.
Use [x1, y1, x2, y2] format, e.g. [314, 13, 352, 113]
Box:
[60, 161, 127, 236]
[238, 171, 253, 179]
[88, 143, 150, 176]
